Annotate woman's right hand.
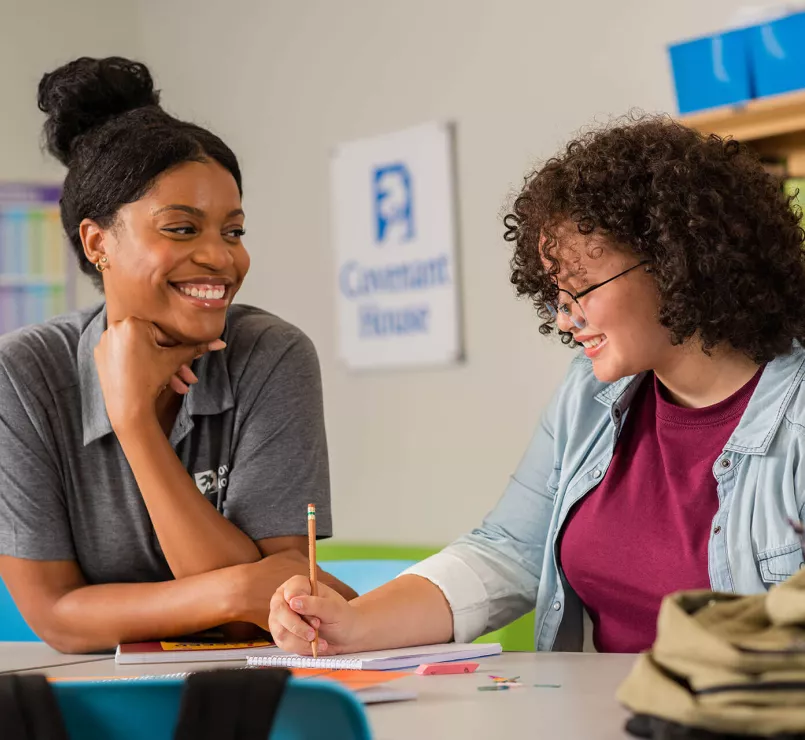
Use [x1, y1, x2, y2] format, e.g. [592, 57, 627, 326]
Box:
[268, 575, 361, 655]
[94, 317, 225, 429]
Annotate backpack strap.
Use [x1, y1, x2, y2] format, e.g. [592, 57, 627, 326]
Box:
[625, 713, 805, 740]
[0, 674, 69, 740]
[173, 668, 291, 740]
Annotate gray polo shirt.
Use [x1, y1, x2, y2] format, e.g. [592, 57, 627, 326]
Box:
[0, 302, 332, 584]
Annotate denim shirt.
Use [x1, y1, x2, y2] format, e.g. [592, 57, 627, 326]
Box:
[406, 346, 805, 651]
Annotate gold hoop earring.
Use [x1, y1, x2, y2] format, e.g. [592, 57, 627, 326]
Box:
[95, 256, 108, 273]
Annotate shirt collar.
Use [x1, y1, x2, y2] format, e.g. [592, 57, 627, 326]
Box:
[592, 343, 805, 456]
[725, 345, 805, 455]
[78, 303, 235, 447]
[594, 370, 646, 425]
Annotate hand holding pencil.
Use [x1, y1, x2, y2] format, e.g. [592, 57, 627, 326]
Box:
[268, 503, 361, 657]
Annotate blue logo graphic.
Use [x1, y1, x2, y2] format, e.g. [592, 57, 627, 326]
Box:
[373, 163, 414, 244]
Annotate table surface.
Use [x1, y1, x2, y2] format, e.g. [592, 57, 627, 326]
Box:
[0, 642, 110, 675]
[4, 646, 637, 739]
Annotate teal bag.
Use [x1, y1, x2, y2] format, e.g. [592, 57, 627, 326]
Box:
[0, 669, 371, 740]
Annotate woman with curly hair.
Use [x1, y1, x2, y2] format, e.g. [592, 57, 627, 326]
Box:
[0, 57, 356, 653]
[269, 115, 805, 655]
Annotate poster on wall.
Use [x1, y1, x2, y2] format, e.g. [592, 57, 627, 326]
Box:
[0, 183, 73, 335]
[331, 121, 462, 370]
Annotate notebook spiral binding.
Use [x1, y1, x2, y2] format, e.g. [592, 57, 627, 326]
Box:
[247, 656, 363, 670]
[65, 673, 193, 683]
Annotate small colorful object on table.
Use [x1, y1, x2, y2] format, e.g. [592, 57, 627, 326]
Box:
[480, 675, 523, 690]
[415, 662, 479, 675]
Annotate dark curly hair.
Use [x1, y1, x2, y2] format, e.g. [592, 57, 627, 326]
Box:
[38, 56, 242, 291]
[504, 114, 805, 364]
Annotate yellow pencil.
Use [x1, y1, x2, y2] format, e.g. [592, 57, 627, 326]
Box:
[307, 503, 319, 658]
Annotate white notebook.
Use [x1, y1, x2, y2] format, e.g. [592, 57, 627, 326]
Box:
[245, 642, 502, 671]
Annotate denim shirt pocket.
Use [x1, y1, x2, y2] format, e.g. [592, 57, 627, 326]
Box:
[757, 543, 805, 584]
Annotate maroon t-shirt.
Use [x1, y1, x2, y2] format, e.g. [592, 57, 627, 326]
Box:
[559, 368, 762, 652]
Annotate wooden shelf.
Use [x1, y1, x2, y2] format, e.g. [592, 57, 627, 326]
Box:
[680, 90, 805, 175]
[681, 89, 805, 141]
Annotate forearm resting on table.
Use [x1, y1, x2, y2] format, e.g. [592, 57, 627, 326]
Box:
[45, 569, 239, 654]
[348, 574, 454, 652]
[0, 531, 359, 652]
[46, 551, 357, 652]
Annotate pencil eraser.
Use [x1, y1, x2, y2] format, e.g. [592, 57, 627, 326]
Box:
[415, 662, 479, 675]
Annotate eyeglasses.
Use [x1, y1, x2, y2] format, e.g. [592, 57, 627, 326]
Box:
[545, 260, 650, 330]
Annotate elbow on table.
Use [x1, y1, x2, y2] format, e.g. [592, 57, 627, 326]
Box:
[37, 621, 117, 655]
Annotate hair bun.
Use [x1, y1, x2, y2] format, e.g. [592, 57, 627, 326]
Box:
[38, 56, 160, 165]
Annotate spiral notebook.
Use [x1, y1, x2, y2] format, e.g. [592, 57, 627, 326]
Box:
[245, 642, 502, 671]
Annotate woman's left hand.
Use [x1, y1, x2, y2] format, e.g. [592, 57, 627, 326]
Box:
[94, 316, 225, 430]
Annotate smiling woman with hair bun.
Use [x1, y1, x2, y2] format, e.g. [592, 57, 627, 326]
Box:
[0, 56, 355, 653]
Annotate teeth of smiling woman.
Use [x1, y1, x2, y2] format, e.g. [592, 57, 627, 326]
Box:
[179, 285, 225, 300]
[581, 336, 606, 349]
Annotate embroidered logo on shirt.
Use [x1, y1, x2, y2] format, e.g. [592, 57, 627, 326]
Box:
[194, 470, 218, 495]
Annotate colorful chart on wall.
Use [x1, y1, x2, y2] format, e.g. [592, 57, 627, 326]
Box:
[0, 183, 74, 335]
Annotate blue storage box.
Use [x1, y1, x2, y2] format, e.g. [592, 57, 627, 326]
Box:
[669, 28, 754, 114]
[749, 11, 805, 97]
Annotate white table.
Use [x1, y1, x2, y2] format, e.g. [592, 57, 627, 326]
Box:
[369, 652, 635, 740]
[0, 642, 110, 675]
[13, 650, 637, 739]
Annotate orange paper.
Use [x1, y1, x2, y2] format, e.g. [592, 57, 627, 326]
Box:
[289, 668, 407, 691]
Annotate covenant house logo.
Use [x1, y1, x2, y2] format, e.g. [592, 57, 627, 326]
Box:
[194, 470, 218, 495]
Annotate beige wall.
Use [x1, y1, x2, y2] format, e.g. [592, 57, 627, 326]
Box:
[6, 0, 768, 545]
[132, 0, 766, 545]
[0, 0, 141, 307]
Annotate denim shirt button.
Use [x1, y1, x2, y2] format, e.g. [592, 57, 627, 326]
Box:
[720, 458, 731, 469]
[553, 601, 562, 611]
[613, 408, 621, 419]
[593, 469, 602, 479]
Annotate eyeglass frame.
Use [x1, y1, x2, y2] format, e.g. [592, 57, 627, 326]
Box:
[546, 259, 651, 328]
